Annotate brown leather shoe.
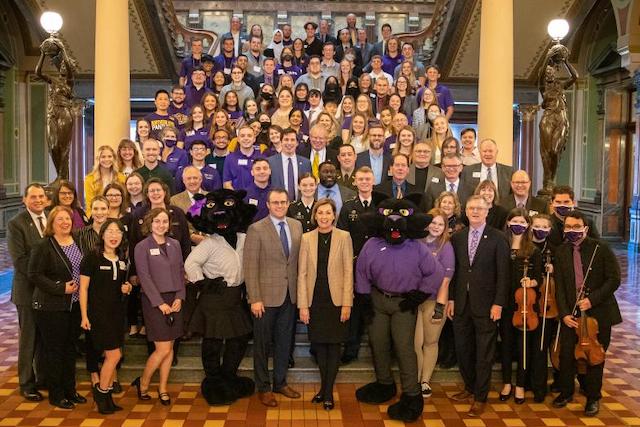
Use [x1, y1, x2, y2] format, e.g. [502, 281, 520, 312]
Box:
[468, 401, 486, 417]
[450, 390, 474, 402]
[274, 385, 301, 399]
[258, 392, 278, 407]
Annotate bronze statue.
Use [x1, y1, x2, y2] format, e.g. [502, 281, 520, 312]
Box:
[35, 36, 77, 186]
[538, 44, 578, 195]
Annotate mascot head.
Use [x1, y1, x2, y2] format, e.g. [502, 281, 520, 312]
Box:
[187, 189, 257, 236]
[361, 194, 431, 244]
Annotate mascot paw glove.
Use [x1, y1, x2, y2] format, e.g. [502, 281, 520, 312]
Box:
[355, 293, 374, 324]
[196, 276, 227, 295]
[432, 302, 445, 320]
[399, 290, 430, 312]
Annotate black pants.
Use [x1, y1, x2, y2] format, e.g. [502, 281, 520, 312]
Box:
[559, 321, 612, 401]
[437, 318, 457, 366]
[127, 286, 142, 327]
[201, 335, 250, 378]
[35, 304, 81, 403]
[453, 300, 498, 402]
[315, 343, 341, 398]
[513, 322, 548, 394]
[16, 305, 46, 392]
[498, 308, 515, 385]
[252, 293, 295, 392]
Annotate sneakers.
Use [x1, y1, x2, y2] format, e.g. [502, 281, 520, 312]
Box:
[421, 382, 432, 398]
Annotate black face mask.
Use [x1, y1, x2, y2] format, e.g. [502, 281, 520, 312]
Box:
[261, 92, 273, 101]
[346, 86, 359, 98]
[260, 121, 271, 130]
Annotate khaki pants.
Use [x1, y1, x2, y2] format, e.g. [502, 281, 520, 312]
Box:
[414, 300, 446, 383]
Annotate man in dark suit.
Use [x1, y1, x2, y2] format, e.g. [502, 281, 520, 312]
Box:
[447, 195, 510, 417]
[317, 19, 338, 45]
[298, 124, 339, 178]
[552, 211, 621, 417]
[267, 128, 312, 200]
[244, 189, 304, 407]
[407, 142, 445, 194]
[335, 29, 363, 71]
[336, 144, 357, 190]
[316, 161, 356, 215]
[7, 183, 48, 401]
[370, 23, 393, 59]
[461, 138, 513, 199]
[548, 185, 600, 246]
[375, 153, 416, 199]
[355, 28, 374, 68]
[255, 57, 280, 89]
[424, 153, 470, 211]
[340, 13, 360, 45]
[499, 170, 549, 215]
[355, 124, 391, 185]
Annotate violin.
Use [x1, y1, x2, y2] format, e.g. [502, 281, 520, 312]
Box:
[539, 248, 558, 351]
[513, 258, 539, 332]
[574, 289, 605, 372]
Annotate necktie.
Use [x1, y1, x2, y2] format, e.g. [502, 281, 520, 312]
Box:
[469, 229, 480, 264]
[449, 183, 455, 193]
[517, 202, 525, 209]
[279, 221, 290, 258]
[486, 166, 493, 183]
[287, 158, 296, 201]
[573, 244, 584, 293]
[396, 185, 403, 199]
[36, 216, 45, 237]
[362, 200, 369, 209]
[312, 151, 320, 178]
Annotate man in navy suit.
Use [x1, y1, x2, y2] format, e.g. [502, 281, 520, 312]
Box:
[355, 124, 391, 185]
[267, 128, 312, 201]
[447, 195, 510, 417]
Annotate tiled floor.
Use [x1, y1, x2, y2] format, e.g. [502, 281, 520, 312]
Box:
[0, 241, 639, 426]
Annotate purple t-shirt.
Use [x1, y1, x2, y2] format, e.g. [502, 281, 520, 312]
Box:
[165, 148, 189, 177]
[382, 54, 404, 76]
[276, 64, 304, 82]
[144, 112, 178, 140]
[180, 126, 212, 151]
[213, 54, 235, 76]
[180, 55, 203, 84]
[434, 83, 454, 112]
[184, 84, 208, 109]
[244, 182, 271, 222]
[169, 103, 190, 130]
[222, 148, 265, 190]
[356, 237, 444, 295]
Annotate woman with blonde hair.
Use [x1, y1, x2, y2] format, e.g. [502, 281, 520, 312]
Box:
[391, 126, 417, 161]
[427, 115, 453, 164]
[346, 113, 369, 154]
[414, 208, 455, 397]
[116, 139, 142, 175]
[316, 111, 342, 148]
[354, 94, 374, 123]
[434, 191, 463, 234]
[84, 145, 126, 216]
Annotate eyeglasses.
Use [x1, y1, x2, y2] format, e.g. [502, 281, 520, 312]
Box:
[148, 188, 164, 194]
[564, 225, 585, 231]
[442, 164, 462, 169]
[512, 181, 530, 185]
[191, 147, 207, 152]
[105, 230, 123, 236]
[106, 194, 122, 198]
[59, 191, 74, 196]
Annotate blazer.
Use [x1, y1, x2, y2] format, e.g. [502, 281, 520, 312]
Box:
[298, 145, 339, 167]
[374, 180, 418, 199]
[244, 216, 303, 307]
[170, 190, 208, 237]
[554, 237, 622, 328]
[297, 228, 354, 308]
[355, 150, 392, 182]
[355, 42, 374, 67]
[461, 162, 514, 198]
[449, 225, 511, 317]
[8, 211, 46, 306]
[499, 194, 549, 215]
[267, 153, 313, 190]
[28, 236, 79, 311]
[407, 164, 445, 193]
[134, 235, 186, 307]
[423, 178, 471, 211]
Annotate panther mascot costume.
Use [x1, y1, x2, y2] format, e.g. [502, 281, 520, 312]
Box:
[184, 189, 257, 405]
[354, 194, 445, 422]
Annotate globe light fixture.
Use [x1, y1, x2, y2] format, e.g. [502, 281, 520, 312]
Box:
[547, 19, 569, 42]
[40, 11, 63, 35]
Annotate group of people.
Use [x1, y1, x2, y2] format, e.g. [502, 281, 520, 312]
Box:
[7, 14, 621, 422]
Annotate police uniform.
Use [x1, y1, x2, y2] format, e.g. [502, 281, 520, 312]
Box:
[287, 200, 316, 233]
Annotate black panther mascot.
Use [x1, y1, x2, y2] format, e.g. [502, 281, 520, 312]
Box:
[185, 189, 257, 405]
[354, 195, 445, 422]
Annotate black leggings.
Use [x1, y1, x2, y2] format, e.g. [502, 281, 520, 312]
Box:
[315, 343, 341, 398]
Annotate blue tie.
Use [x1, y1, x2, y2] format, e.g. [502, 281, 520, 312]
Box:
[279, 221, 290, 258]
[287, 158, 296, 201]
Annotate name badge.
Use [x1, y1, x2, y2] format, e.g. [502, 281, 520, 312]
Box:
[100, 266, 111, 271]
[529, 210, 539, 217]
[208, 163, 217, 169]
[472, 171, 481, 178]
[224, 68, 231, 75]
[150, 248, 161, 256]
[370, 93, 376, 98]
[119, 261, 127, 270]
[238, 159, 248, 166]
[204, 173, 213, 180]
[303, 135, 309, 141]
[376, 113, 380, 120]
[249, 198, 259, 206]
[277, 69, 284, 75]
[253, 65, 261, 73]
[431, 177, 440, 183]
[389, 143, 396, 150]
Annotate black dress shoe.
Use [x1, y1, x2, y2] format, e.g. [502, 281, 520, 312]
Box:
[514, 396, 525, 404]
[50, 398, 75, 409]
[172, 356, 179, 367]
[67, 392, 87, 404]
[159, 391, 171, 406]
[585, 399, 599, 417]
[131, 377, 151, 401]
[550, 382, 561, 393]
[533, 393, 546, 403]
[21, 390, 43, 402]
[499, 385, 512, 402]
[340, 355, 356, 365]
[311, 393, 324, 403]
[552, 394, 573, 408]
[323, 397, 335, 410]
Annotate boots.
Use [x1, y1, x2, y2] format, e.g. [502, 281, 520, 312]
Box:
[92, 385, 114, 415]
[107, 387, 123, 412]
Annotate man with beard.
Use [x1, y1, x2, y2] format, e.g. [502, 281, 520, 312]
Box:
[315, 161, 356, 216]
[355, 124, 391, 185]
[168, 85, 189, 130]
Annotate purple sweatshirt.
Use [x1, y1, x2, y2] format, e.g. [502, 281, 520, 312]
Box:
[356, 237, 444, 296]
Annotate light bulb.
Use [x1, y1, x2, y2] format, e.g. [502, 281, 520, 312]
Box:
[40, 11, 63, 34]
[547, 19, 569, 41]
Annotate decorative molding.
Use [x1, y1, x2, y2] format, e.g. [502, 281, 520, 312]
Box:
[449, 0, 480, 78]
[128, 0, 158, 73]
[518, 104, 540, 122]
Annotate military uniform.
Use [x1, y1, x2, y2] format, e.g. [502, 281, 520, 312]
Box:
[287, 201, 316, 233]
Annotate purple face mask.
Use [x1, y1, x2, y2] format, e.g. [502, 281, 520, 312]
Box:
[163, 138, 177, 148]
[554, 205, 572, 217]
[509, 224, 528, 235]
[532, 228, 550, 241]
[564, 229, 585, 243]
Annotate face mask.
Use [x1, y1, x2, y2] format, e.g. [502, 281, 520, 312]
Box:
[554, 205, 572, 217]
[326, 83, 338, 91]
[564, 229, 585, 243]
[509, 224, 528, 235]
[261, 92, 273, 101]
[261, 122, 271, 130]
[532, 228, 550, 241]
[163, 138, 177, 148]
[427, 111, 438, 121]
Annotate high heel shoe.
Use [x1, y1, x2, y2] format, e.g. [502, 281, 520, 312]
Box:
[514, 387, 525, 404]
[323, 397, 335, 410]
[311, 393, 324, 403]
[159, 391, 171, 406]
[131, 377, 150, 401]
[499, 384, 512, 401]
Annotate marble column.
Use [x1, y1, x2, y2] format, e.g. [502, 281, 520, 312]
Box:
[477, 0, 514, 165]
[94, 0, 130, 150]
[629, 70, 640, 250]
[517, 104, 539, 176]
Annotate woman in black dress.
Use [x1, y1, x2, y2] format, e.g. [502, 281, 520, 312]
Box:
[79, 219, 132, 414]
[474, 179, 508, 230]
[297, 198, 354, 410]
